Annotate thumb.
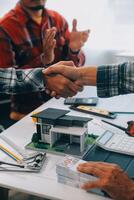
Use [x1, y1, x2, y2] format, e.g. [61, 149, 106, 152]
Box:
[58, 61, 75, 67]
[43, 61, 75, 75]
[72, 19, 77, 32]
[43, 66, 63, 75]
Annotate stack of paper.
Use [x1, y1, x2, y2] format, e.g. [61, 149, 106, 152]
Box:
[56, 155, 97, 188]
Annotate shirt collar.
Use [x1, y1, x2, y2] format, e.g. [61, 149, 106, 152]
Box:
[14, 2, 47, 25]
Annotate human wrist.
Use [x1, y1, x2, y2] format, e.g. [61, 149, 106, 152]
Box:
[78, 66, 97, 86]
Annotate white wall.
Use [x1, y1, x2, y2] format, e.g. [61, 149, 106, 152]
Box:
[0, 0, 133, 65]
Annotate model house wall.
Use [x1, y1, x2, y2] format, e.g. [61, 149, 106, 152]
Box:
[32, 108, 90, 153]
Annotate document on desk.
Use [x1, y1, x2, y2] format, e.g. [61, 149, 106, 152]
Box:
[0, 136, 46, 172]
[98, 94, 134, 112]
[88, 119, 125, 137]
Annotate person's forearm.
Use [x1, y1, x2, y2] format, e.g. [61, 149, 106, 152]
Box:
[78, 66, 97, 85]
[0, 68, 45, 94]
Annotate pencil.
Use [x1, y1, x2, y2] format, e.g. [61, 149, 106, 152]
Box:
[101, 120, 126, 131]
[0, 144, 22, 162]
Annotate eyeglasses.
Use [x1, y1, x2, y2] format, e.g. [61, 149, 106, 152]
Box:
[26, 153, 46, 170]
[0, 152, 47, 171]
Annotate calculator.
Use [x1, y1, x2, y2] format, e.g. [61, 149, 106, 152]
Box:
[96, 130, 134, 156]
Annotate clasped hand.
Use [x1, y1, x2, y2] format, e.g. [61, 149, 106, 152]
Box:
[43, 61, 83, 98]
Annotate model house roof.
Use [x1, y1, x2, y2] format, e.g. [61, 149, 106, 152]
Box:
[31, 108, 69, 125]
[31, 108, 91, 127]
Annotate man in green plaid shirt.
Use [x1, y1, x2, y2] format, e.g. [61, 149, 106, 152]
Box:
[1, 61, 134, 98]
[44, 62, 134, 98]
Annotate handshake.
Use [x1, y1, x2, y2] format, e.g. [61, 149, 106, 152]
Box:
[43, 61, 97, 98]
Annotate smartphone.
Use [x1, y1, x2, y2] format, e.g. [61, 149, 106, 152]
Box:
[64, 97, 98, 106]
[70, 105, 117, 119]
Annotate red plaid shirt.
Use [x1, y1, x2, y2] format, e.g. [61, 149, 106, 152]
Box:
[0, 2, 85, 114]
[0, 3, 85, 69]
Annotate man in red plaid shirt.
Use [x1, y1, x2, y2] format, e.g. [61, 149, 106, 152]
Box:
[0, 0, 89, 121]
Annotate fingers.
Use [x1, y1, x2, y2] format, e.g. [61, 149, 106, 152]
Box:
[45, 74, 78, 98]
[67, 80, 81, 94]
[57, 61, 75, 67]
[43, 65, 64, 76]
[77, 162, 107, 171]
[69, 27, 90, 51]
[69, 80, 83, 92]
[45, 80, 82, 98]
[43, 61, 75, 74]
[45, 27, 57, 39]
[81, 180, 103, 190]
[49, 90, 56, 97]
[77, 165, 104, 178]
[72, 19, 77, 32]
[43, 27, 57, 49]
[43, 64, 78, 81]
[45, 88, 51, 95]
[45, 88, 60, 99]
[77, 162, 121, 175]
[43, 29, 54, 46]
[82, 30, 90, 42]
[52, 39, 56, 49]
[77, 85, 83, 92]
[74, 80, 84, 86]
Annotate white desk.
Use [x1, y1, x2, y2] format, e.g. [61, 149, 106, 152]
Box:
[0, 86, 134, 200]
[116, 51, 134, 62]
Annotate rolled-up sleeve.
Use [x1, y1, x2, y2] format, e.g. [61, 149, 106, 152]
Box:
[97, 62, 134, 97]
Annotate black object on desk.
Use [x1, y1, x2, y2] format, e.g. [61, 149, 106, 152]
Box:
[83, 145, 134, 179]
[70, 105, 117, 119]
[102, 120, 134, 137]
[64, 97, 98, 106]
[83, 144, 134, 197]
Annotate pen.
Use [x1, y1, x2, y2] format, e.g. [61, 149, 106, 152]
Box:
[0, 161, 24, 168]
[0, 144, 22, 162]
[113, 111, 134, 114]
[101, 120, 126, 131]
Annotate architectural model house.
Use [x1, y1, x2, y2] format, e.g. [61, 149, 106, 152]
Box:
[31, 108, 91, 155]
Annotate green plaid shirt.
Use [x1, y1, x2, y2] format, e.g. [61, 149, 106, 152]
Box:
[1, 62, 134, 96]
[0, 68, 44, 94]
[97, 62, 134, 97]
